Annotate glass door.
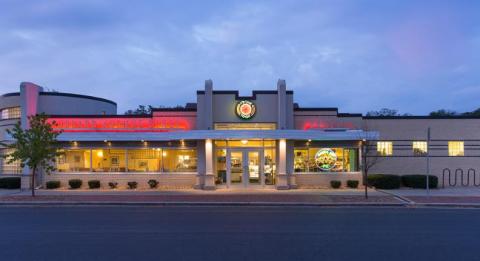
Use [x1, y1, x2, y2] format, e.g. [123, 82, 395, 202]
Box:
[247, 151, 260, 185]
[229, 151, 243, 185]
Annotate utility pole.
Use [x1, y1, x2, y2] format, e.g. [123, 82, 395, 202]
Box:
[426, 127, 431, 196]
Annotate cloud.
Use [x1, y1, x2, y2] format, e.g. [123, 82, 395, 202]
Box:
[0, 0, 478, 115]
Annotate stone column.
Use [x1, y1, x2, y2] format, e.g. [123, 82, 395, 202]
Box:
[203, 139, 216, 190]
[276, 139, 289, 189]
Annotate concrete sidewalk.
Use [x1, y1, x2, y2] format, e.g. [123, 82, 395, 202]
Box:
[0, 188, 401, 206]
[380, 187, 480, 206]
[1, 187, 480, 207]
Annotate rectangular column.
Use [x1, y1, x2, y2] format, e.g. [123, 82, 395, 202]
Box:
[276, 139, 289, 189]
[203, 139, 216, 190]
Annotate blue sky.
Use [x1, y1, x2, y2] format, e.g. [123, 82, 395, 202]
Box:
[0, 0, 479, 114]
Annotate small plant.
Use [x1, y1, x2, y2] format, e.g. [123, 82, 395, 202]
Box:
[88, 180, 101, 189]
[148, 179, 159, 189]
[46, 181, 60, 189]
[330, 180, 341, 189]
[127, 181, 138, 189]
[108, 182, 118, 189]
[68, 179, 82, 189]
[346, 180, 359, 189]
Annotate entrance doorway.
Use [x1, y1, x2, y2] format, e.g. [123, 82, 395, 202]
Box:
[228, 149, 263, 188]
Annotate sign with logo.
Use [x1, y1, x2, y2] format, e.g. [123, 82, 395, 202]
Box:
[235, 100, 256, 119]
[314, 148, 337, 171]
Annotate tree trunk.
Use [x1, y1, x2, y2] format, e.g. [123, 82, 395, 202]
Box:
[31, 167, 36, 197]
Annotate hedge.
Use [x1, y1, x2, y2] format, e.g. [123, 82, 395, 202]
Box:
[330, 180, 341, 189]
[346, 180, 359, 189]
[88, 180, 101, 189]
[46, 181, 60, 189]
[367, 174, 401, 189]
[69, 179, 83, 189]
[402, 175, 438, 189]
[0, 177, 21, 189]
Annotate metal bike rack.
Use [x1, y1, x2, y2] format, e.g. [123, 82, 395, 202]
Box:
[469, 168, 480, 187]
[460, 168, 470, 186]
[453, 168, 462, 187]
[442, 168, 451, 188]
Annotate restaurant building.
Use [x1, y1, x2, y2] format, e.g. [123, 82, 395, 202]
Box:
[1, 81, 479, 190]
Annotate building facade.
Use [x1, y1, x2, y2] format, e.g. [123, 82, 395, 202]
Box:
[1, 81, 479, 190]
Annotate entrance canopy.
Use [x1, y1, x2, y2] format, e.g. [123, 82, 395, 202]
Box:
[48, 129, 378, 142]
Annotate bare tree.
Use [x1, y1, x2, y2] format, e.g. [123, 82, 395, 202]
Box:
[360, 121, 382, 199]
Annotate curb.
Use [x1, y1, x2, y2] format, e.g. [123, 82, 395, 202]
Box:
[0, 201, 407, 207]
[375, 189, 416, 205]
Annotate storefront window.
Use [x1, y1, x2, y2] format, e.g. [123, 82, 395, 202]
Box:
[56, 149, 91, 172]
[1, 149, 22, 174]
[294, 147, 359, 173]
[264, 147, 276, 185]
[55, 148, 197, 173]
[162, 149, 197, 172]
[128, 149, 162, 172]
[92, 149, 126, 172]
[215, 149, 227, 184]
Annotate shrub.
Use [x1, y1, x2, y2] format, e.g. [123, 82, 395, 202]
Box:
[46, 181, 60, 189]
[88, 180, 101, 189]
[0, 177, 21, 189]
[402, 175, 438, 189]
[148, 179, 159, 189]
[346, 180, 359, 189]
[367, 174, 401, 189]
[127, 181, 138, 189]
[330, 180, 341, 189]
[68, 179, 82, 189]
[108, 182, 118, 189]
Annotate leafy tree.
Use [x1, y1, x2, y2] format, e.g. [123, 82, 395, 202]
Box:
[0, 114, 61, 196]
[429, 109, 458, 116]
[462, 108, 480, 116]
[124, 104, 187, 115]
[125, 105, 154, 115]
[366, 108, 400, 117]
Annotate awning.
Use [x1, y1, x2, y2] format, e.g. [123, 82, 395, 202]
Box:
[46, 129, 379, 142]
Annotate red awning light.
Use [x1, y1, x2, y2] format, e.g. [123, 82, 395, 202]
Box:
[47, 117, 192, 132]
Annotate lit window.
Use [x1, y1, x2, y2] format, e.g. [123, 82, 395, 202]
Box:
[448, 141, 464, 156]
[377, 142, 393, 156]
[412, 141, 428, 156]
[1, 107, 21, 120]
[0, 149, 22, 174]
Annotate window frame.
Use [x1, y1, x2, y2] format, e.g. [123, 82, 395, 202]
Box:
[377, 141, 393, 156]
[448, 141, 464, 157]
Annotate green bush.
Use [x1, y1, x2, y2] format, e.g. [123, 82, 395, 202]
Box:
[402, 175, 438, 189]
[367, 174, 401, 189]
[46, 181, 60, 189]
[88, 180, 101, 189]
[108, 182, 118, 189]
[0, 177, 21, 189]
[346, 180, 359, 189]
[68, 179, 82, 189]
[330, 180, 341, 189]
[148, 179, 159, 189]
[127, 181, 138, 189]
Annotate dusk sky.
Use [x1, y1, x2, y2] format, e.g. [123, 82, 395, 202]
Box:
[0, 0, 479, 115]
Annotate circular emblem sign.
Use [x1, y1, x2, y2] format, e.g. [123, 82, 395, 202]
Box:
[235, 100, 256, 119]
[314, 148, 337, 171]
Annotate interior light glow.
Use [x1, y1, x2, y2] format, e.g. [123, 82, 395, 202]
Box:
[241, 139, 248, 145]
